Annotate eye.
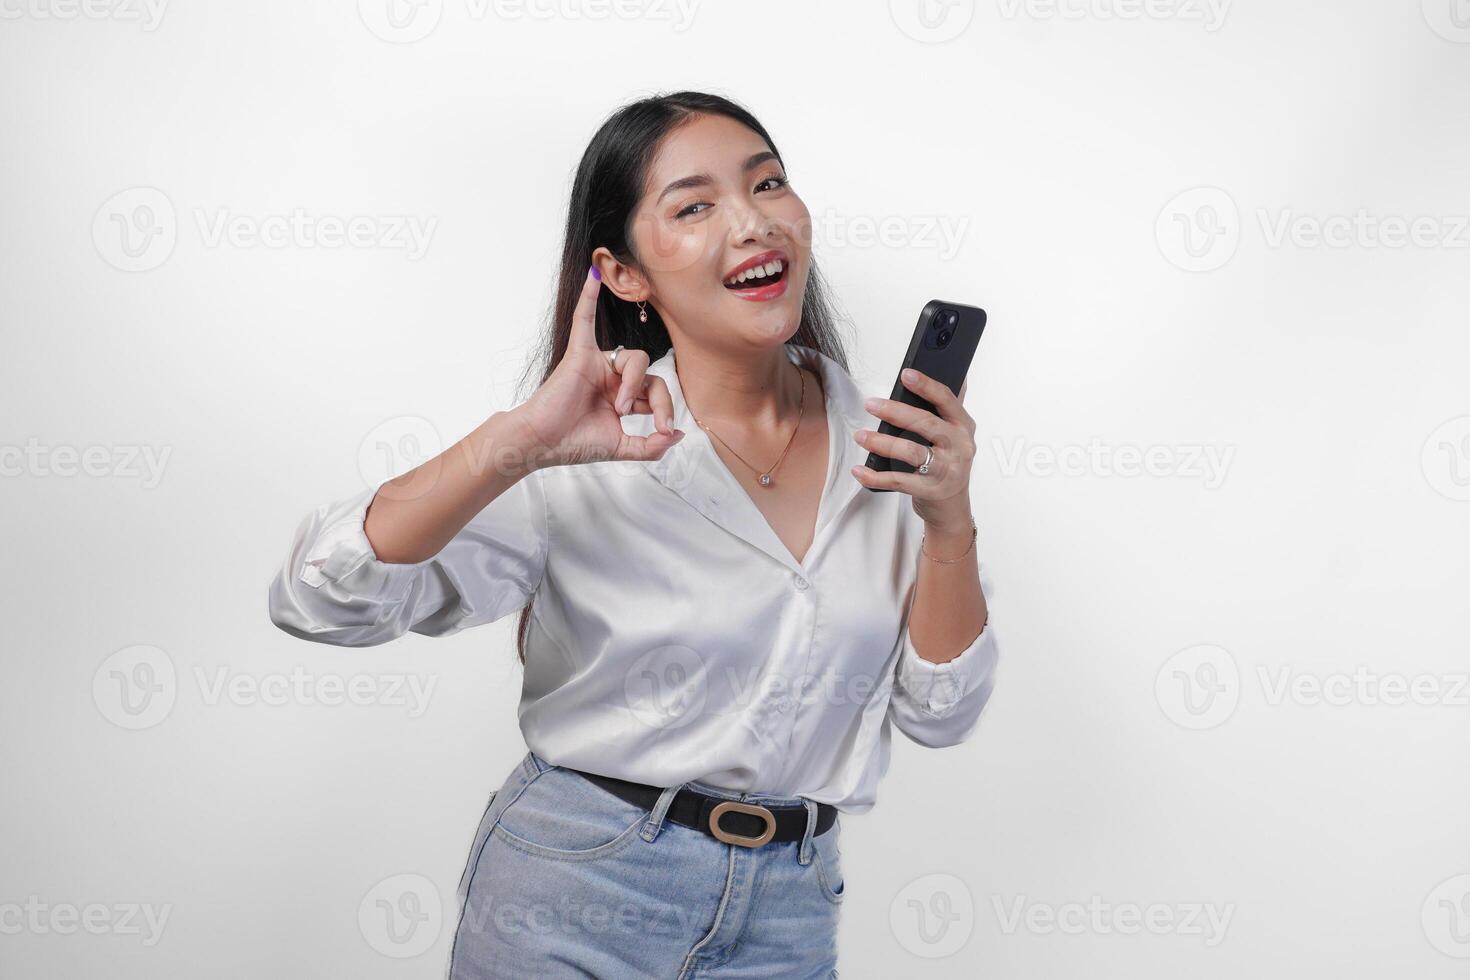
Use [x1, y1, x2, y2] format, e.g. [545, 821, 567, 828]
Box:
[674, 175, 789, 219]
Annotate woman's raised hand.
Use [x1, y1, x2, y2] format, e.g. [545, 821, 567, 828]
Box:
[511, 266, 685, 468]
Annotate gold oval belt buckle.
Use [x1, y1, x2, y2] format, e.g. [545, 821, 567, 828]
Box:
[708, 801, 777, 847]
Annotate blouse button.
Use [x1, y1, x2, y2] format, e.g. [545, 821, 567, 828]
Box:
[793, 575, 809, 591]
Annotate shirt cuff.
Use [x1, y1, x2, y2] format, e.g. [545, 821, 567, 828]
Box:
[297, 484, 425, 603]
[895, 615, 996, 717]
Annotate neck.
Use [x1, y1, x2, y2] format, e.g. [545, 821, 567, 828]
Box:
[673, 344, 810, 433]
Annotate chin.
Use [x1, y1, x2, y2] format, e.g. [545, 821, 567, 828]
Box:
[746, 315, 803, 348]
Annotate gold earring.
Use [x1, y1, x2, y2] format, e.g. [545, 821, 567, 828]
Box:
[637, 300, 648, 324]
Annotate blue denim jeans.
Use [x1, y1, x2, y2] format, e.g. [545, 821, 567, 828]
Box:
[449, 750, 844, 978]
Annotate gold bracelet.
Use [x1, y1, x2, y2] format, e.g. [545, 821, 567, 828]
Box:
[921, 517, 977, 564]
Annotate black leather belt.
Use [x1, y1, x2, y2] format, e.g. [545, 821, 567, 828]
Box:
[567, 767, 837, 848]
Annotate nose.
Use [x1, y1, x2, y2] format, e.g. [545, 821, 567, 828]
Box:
[725, 194, 781, 246]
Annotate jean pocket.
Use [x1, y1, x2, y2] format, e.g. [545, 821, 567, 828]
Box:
[491, 766, 649, 862]
[811, 822, 845, 903]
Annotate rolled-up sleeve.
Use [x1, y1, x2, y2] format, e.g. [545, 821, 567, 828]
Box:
[887, 560, 999, 748]
[267, 470, 549, 647]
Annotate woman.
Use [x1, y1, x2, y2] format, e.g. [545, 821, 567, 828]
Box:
[268, 91, 998, 979]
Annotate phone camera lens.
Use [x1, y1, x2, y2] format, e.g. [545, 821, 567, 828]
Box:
[928, 308, 959, 349]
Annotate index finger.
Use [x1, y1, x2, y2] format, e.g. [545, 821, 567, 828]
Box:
[901, 368, 966, 425]
[567, 265, 603, 351]
[644, 375, 676, 436]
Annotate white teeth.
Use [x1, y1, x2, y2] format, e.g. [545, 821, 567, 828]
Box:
[725, 258, 784, 287]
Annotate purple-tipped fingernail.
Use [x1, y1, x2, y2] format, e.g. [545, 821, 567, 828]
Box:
[590, 265, 601, 281]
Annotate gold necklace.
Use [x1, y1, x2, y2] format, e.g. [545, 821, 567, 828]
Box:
[686, 365, 806, 488]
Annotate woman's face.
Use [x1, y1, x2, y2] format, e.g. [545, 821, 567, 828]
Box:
[621, 112, 811, 351]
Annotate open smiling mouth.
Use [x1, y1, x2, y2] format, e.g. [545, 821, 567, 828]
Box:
[723, 258, 787, 291]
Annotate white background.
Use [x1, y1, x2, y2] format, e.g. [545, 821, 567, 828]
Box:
[2, 0, 1468, 976]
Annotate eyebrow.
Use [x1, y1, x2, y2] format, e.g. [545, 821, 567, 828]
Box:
[655, 151, 783, 204]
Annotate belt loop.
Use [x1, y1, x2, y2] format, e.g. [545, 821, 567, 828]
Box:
[525, 750, 550, 777]
[798, 798, 818, 865]
[640, 783, 682, 843]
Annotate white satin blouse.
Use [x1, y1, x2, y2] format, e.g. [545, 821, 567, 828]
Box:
[267, 343, 999, 814]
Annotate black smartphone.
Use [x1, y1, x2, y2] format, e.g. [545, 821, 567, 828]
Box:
[861, 299, 986, 491]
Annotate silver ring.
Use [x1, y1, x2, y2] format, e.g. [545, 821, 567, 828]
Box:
[917, 447, 934, 475]
[608, 345, 625, 369]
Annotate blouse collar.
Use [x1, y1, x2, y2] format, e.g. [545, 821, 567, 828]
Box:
[634, 343, 878, 576]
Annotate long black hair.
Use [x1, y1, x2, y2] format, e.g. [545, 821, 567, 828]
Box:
[512, 90, 853, 664]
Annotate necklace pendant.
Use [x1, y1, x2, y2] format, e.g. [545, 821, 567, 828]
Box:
[758, 473, 772, 487]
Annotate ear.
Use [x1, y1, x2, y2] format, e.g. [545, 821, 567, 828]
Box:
[591, 247, 647, 304]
